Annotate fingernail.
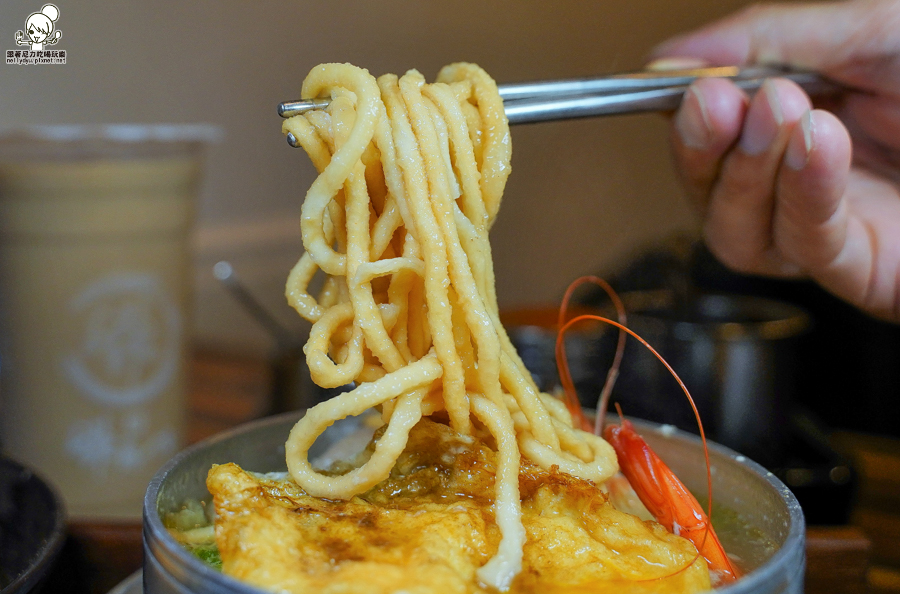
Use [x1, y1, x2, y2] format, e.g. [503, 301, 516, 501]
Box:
[739, 80, 784, 155]
[675, 86, 712, 150]
[646, 57, 708, 71]
[785, 110, 814, 170]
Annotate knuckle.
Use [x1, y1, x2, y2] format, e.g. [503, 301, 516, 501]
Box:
[671, 142, 718, 203]
[717, 166, 763, 199]
[702, 228, 758, 275]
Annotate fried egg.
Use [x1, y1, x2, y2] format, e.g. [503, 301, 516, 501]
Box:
[207, 418, 710, 594]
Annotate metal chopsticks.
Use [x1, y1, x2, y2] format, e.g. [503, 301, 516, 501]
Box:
[278, 66, 840, 146]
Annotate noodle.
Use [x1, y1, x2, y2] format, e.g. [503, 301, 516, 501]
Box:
[282, 63, 618, 591]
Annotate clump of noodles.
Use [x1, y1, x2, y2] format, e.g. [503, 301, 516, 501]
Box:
[282, 62, 618, 591]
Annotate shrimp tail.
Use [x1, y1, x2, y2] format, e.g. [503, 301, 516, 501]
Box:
[604, 419, 741, 583]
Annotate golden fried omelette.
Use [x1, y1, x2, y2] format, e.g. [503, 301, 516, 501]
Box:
[207, 418, 710, 594]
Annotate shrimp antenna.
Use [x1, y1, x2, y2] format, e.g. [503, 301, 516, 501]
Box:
[555, 276, 627, 433]
[556, 313, 715, 552]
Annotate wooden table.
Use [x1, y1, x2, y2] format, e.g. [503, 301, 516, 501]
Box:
[51, 351, 899, 594]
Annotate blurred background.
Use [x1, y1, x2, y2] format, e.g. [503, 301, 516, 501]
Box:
[0, 0, 731, 354]
[2, 1, 899, 593]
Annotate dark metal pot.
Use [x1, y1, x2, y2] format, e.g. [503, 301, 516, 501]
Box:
[606, 291, 809, 468]
[0, 457, 66, 594]
[143, 411, 805, 594]
[508, 292, 809, 468]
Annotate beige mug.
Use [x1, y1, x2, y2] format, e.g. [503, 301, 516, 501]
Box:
[0, 125, 217, 519]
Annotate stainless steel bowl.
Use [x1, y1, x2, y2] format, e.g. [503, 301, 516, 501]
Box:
[143, 412, 805, 594]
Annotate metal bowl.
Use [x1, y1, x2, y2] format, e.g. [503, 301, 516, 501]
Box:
[143, 412, 805, 594]
[0, 457, 66, 594]
[507, 292, 810, 468]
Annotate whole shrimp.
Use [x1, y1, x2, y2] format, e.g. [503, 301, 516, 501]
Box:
[556, 277, 740, 584]
[604, 417, 741, 583]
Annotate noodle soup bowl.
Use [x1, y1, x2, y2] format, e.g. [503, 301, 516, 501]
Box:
[143, 411, 804, 594]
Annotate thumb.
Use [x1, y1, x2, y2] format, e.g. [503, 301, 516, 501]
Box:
[652, 0, 900, 90]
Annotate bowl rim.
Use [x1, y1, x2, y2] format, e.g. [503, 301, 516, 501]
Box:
[144, 411, 303, 593]
[625, 290, 810, 341]
[143, 411, 805, 594]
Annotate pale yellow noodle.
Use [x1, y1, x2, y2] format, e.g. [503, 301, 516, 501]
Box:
[317, 276, 340, 310]
[285, 254, 324, 322]
[304, 303, 364, 388]
[387, 72, 472, 435]
[282, 63, 618, 591]
[285, 354, 441, 496]
[436, 63, 510, 226]
[299, 65, 378, 275]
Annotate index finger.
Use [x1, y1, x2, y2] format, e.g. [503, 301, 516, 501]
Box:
[670, 77, 749, 213]
[651, 1, 900, 91]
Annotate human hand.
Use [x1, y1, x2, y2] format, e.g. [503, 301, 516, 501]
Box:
[652, 0, 900, 321]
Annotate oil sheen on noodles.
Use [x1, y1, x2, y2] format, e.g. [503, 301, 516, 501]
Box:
[281, 63, 618, 591]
